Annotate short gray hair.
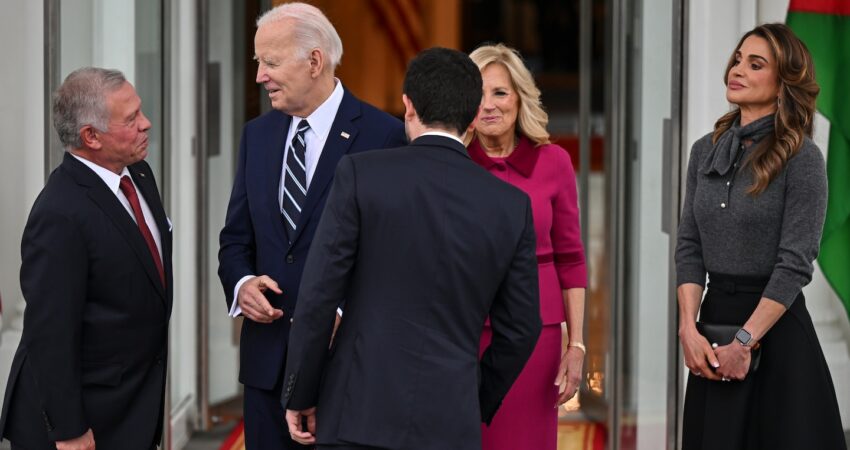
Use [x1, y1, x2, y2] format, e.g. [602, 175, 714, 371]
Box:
[256, 2, 343, 71]
[53, 67, 127, 149]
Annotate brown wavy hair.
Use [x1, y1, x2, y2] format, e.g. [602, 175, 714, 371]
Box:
[712, 23, 819, 195]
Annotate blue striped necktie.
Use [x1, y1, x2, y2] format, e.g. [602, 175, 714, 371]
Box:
[281, 119, 310, 238]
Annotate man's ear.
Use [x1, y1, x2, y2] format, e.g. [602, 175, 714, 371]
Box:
[79, 125, 102, 150]
[309, 48, 325, 78]
[468, 105, 482, 132]
[402, 94, 416, 122]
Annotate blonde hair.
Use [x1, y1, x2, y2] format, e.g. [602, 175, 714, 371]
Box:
[713, 23, 819, 195]
[469, 44, 550, 145]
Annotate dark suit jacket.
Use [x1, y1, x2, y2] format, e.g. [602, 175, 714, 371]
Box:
[283, 135, 542, 450]
[218, 88, 406, 390]
[0, 153, 172, 450]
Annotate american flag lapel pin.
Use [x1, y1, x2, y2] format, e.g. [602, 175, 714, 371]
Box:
[340, 131, 350, 139]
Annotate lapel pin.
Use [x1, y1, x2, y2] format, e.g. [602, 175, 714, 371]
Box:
[340, 131, 350, 139]
[139, 173, 146, 178]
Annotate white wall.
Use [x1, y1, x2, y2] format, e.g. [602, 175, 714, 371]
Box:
[0, 0, 45, 406]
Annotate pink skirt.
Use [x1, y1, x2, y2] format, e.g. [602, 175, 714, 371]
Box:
[479, 324, 561, 450]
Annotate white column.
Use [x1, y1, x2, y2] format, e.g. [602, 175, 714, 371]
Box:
[168, 0, 200, 446]
[92, 0, 136, 82]
[808, 115, 850, 431]
[0, 0, 45, 407]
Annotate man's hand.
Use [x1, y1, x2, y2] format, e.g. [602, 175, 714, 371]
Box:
[56, 428, 95, 450]
[237, 275, 284, 323]
[555, 346, 584, 405]
[285, 407, 317, 445]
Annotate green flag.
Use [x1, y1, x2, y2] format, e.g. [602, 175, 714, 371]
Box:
[787, 1, 850, 320]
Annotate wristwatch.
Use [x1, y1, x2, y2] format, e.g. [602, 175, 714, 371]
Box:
[735, 328, 754, 346]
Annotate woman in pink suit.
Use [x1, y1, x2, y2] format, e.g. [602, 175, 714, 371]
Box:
[468, 43, 587, 450]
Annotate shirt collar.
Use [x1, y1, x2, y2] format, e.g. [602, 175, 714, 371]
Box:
[420, 131, 464, 145]
[467, 135, 539, 177]
[70, 152, 132, 194]
[295, 78, 344, 141]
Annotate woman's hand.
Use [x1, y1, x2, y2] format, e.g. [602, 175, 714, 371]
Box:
[555, 345, 584, 405]
[679, 325, 722, 381]
[714, 343, 751, 381]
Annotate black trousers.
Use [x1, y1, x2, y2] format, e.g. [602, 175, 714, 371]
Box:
[682, 273, 846, 450]
[243, 378, 312, 450]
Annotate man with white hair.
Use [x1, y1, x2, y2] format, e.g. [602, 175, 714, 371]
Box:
[218, 3, 405, 448]
[0, 67, 172, 450]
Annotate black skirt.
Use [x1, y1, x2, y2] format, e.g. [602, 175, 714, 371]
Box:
[682, 273, 846, 450]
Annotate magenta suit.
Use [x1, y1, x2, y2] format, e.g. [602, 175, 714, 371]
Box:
[470, 136, 587, 450]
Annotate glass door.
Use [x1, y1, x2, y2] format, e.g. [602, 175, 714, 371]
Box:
[609, 0, 686, 448]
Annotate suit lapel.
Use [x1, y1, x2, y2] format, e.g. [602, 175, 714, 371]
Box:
[290, 90, 361, 245]
[266, 112, 293, 245]
[63, 154, 167, 302]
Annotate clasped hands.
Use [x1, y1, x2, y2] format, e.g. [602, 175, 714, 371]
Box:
[681, 327, 751, 381]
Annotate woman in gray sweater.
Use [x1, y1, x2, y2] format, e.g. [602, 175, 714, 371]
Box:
[676, 23, 845, 449]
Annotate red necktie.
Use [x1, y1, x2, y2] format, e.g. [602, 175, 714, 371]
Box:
[119, 175, 166, 287]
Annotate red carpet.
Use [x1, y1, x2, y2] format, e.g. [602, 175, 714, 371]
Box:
[219, 419, 604, 450]
[219, 420, 244, 450]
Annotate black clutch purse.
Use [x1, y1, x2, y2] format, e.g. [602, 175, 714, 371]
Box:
[696, 322, 761, 374]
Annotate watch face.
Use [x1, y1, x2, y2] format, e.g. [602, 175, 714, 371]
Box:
[735, 328, 752, 345]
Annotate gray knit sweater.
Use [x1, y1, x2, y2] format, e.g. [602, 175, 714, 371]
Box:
[675, 132, 827, 307]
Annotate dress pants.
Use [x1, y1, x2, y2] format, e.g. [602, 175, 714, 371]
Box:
[243, 378, 311, 450]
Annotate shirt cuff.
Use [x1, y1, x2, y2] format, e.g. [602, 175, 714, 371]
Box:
[337, 307, 343, 317]
[229, 275, 256, 317]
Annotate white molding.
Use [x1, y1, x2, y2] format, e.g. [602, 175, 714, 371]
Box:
[170, 394, 196, 450]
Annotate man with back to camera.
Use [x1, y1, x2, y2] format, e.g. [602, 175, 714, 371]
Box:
[0, 67, 172, 450]
[217, 3, 406, 448]
[282, 47, 543, 450]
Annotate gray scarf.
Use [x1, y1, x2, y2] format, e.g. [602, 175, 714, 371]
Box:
[700, 113, 775, 176]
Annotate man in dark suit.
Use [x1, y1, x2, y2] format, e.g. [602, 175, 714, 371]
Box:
[283, 47, 542, 450]
[0, 67, 172, 450]
[217, 3, 405, 448]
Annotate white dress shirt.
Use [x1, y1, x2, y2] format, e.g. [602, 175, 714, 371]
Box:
[230, 80, 346, 318]
[419, 130, 464, 145]
[71, 153, 163, 262]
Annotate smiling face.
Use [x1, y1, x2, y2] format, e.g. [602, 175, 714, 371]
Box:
[476, 63, 519, 144]
[254, 19, 316, 116]
[93, 82, 151, 172]
[726, 35, 780, 116]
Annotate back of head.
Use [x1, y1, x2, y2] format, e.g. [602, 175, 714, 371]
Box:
[53, 67, 127, 150]
[256, 2, 343, 73]
[403, 47, 482, 135]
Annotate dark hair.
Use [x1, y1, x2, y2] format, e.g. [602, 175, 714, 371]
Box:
[714, 23, 819, 195]
[402, 47, 482, 135]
